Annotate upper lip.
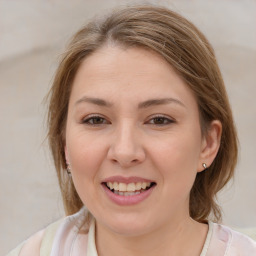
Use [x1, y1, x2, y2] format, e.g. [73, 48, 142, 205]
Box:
[102, 176, 156, 184]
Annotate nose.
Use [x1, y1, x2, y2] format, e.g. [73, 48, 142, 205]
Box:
[107, 122, 146, 168]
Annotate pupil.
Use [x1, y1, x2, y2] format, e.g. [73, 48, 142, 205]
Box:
[155, 117, 164, 124]
[94, 117, 102, 124]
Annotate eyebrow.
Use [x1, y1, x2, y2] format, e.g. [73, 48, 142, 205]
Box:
[75, 96, 113, 107]
[138, 98, 186, 109]
[75, 96, 185, 108]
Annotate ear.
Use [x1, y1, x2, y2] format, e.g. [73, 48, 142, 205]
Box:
[198, 120, 222, 172]
[64, 146, 70, 164]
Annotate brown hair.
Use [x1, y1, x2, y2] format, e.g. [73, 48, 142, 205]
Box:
[47, 5, 238, 222]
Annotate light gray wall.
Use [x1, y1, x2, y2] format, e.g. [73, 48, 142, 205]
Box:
[1, 0, 255, 254]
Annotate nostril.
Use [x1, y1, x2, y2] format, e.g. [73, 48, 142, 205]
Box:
[110, 157, 140, 168]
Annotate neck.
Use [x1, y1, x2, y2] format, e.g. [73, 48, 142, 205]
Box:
[95, 216, 208, 256]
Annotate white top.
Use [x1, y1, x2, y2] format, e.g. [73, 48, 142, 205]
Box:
[7, 207, 256, 256]
[49, 207, 256, 256]
[57, 218, 211, 256]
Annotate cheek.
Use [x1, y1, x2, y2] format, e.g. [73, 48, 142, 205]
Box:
[149, 128, 202, 189]
[66, 130, 107, 184]
[152, 134, 201, 169]
[66, 133, 107, 207]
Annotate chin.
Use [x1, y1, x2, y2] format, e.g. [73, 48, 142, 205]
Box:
[100, 214, 154, 237]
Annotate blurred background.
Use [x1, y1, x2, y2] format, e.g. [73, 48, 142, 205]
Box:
[0, 0, 255, 254]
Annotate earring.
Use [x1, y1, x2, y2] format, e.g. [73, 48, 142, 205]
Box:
[202, 163, 207, 170]
[66, 163, 72, 176]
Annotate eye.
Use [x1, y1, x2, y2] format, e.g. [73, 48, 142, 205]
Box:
[82, 115, 109, 125]
[146, 115, 175, 125]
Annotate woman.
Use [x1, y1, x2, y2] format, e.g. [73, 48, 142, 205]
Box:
[7, 4, 256, 256]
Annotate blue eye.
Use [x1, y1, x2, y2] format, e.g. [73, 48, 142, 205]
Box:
[147, 116, 174, 125]
[82, 116, 109, 125]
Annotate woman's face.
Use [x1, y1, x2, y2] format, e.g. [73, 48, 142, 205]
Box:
[65, 46, 208, 236]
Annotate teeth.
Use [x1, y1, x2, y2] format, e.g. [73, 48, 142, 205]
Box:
[113, 182, 118, 190]
[135, 182, 142, 190]
[106, 181, 152, 192]
[127, 183, 135, 191]
[113, 190, 145, 196]
[119, 183, 127, 192]
[141, 182, 147, 189]
[108, 182, 114, 190]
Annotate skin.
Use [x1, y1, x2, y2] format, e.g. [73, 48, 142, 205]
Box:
[65, 45, 222, 256]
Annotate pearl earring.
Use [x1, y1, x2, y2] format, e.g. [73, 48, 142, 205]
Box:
[66, 164, 72, 176]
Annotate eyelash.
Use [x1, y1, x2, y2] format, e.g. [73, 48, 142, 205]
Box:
[82, 115, 109, 126]
[82, 115, 175, 126]
[146, 115, 175, 125]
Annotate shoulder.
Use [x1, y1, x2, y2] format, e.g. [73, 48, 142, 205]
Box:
[19, 229, 46, 256]
[6, 229, 46, 256]
[227, 225, 256, 254]
[6, 219, 62, 256]
[213, 223, 256, 255]
[6, 208, 89, 256]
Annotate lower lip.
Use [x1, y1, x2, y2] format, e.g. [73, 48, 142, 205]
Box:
[102, 184, 156, 206]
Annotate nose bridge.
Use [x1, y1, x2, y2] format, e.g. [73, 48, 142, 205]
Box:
[108, 119, 145, 166]
[117, 119, 135, 146]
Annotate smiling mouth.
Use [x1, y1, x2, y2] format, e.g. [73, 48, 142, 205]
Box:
[103, 181, 157, 196]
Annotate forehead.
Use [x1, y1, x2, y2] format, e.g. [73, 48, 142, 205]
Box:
[70, 45, 197, 108]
